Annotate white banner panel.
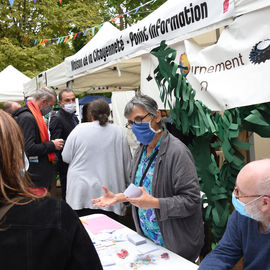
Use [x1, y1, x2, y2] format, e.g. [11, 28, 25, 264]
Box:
[65, 0, 234, 77]
[141, 6, 270, 111]
[235, 0, 270, 16]
[185, 6, 270, 110]
[141, 40, 225, 110]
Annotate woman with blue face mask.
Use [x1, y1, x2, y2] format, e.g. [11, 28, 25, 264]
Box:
[93, 94, 204, 262]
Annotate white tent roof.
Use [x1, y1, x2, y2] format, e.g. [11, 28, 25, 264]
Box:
[0, 65, 30, 102]
[69, 57, 141, 93]
[23, 0, 270, 97]
[24, 22, 141, 96]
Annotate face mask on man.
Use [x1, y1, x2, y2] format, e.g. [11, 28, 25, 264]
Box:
[63, 103, 76, 114]
[232, 193, 263, 219]
[40, 105, 52, 116]
[132, 118, 162, 145]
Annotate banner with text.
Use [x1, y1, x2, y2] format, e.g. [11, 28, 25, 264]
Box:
[141, 6, 270, 111]
[65, 0, 234, 77]
[184, 6, 270, 111]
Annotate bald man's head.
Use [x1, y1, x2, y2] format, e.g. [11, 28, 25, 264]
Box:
[2, 101, 21, 114]
[236, 159, 270, 223]
[237, 159, 270, 194]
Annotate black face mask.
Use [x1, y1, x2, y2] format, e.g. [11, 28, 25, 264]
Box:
[40, 105, 52, 116]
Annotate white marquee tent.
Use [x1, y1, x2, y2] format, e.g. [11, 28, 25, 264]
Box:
[0, 65, 30, 102]
[24, 22, 141, 97]
[23, 0, 270, 110]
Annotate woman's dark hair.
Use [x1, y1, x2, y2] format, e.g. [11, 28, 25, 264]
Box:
[88, 99, 110, 126]
[0, 110, 43, 205]
[81, 102, 91, 123]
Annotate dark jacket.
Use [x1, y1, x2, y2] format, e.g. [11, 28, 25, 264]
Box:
[49, 108, 79, 182]
[0, 197, 103, 270]
[49, 108, 79, 141]
[13, 107, 55, 188]
[131, 130, 204, 262]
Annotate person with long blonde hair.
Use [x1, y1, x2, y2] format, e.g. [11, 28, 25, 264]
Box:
[0, 110, 102, 270]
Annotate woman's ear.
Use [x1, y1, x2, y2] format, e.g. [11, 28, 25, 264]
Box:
[155, 110, 162, 123]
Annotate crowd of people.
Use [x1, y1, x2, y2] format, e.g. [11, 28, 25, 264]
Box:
[1, 88, 270, 269]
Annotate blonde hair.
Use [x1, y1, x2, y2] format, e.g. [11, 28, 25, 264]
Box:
[0, 110, 43, 205]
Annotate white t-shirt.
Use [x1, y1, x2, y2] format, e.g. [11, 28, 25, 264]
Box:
[62, 121, 131, 216]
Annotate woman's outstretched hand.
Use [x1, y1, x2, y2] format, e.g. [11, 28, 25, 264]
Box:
[92, 185, 119, 207]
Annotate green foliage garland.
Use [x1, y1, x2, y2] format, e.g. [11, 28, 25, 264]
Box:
[150, 41, 268, 247]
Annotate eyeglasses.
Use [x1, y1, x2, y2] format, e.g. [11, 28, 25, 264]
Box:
[233, 186, 270, 200]
[125, 113, 150, 129]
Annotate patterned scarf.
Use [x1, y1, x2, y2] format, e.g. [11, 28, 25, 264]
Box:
[27, 100, 56, 162]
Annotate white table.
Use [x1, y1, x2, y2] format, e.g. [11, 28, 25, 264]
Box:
[80, 214, 198, 270]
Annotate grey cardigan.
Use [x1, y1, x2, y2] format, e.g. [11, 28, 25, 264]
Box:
[131, 130, 204, 262]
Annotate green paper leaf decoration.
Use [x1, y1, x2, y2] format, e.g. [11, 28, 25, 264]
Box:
[151, 41, 270, 245]
[212, 207, 220, 226]
[232, 139, 250, 151]
[245, 110, 269, 126]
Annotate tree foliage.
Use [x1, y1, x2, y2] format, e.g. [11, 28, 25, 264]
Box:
[0, 0, 166, 77]
[0, 0, 104, 77]
[100, 0, 167, 30]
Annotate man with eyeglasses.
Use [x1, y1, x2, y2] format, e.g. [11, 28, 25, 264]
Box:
[199, 159, 270, 270]
[49, 89, 79, 200]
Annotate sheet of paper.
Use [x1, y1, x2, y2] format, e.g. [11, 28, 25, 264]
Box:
[124, 183, 142, 198]
[81, 215, 124, 235]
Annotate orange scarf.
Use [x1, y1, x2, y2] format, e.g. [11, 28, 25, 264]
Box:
[27, 100, 56, 162]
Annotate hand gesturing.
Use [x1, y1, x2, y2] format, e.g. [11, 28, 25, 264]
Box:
[92, 185, 118, 207]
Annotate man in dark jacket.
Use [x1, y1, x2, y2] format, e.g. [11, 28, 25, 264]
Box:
[14, 87, 64, 188]
[49, 89, 79, 199]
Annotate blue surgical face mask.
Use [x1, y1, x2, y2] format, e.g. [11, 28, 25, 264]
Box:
[132, 119, 162, 145]
[232, 193, 262, 218]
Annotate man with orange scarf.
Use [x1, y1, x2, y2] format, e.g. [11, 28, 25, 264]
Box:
[13, 87, 64, 190]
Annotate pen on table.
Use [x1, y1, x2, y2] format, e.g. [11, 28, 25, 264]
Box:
[81, 220, 89, 225]
[95, 243, 115, 250]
